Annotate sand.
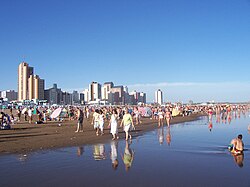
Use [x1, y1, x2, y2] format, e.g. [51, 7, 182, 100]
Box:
[0, 113, 203, 154]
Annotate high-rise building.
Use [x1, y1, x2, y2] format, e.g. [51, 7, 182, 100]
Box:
[72, 90, 79, 104]
[155, 89, 163, 105]
[83, 89, 89, 103]
[18, 62, 34, 101]
[102, 82, 114, 100]
[89, 82, 101, 101]
[109, 86, 124, 105]
[28, 75, 45, 100]
[138, 92, 146, 104]
[18, 62, 44, 101]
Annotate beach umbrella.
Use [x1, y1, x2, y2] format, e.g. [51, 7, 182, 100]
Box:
[50, 108, 62, 119]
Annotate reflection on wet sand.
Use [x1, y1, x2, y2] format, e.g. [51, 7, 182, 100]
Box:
[121, 141, 134, 172]
[166, 127, 171, 146]
[77, 146, 84, 157]
[232, 153, 244, 168]
[93, 144, 106, 161]
[158, 127, 164, 145]
[110, 141, 118, 170]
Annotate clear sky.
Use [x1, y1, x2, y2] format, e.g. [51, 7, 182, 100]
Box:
[0, 0, 250, 103]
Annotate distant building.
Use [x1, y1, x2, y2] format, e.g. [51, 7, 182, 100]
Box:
[102, 82, 114, 100]
[83, 89, 89, 103]
[72, 90, 79, 104]
[80, 93, 85, 105]
[28, 75, 44, 100]
[108, 86, 124, 105]
[44, 84, 62, 105]
[155, 89, 163, 105]
[18, 62, 44, 101]
[18, 62, 34, 101]
[61, 92, 72, 105]
[89, 82, 101, 101]
[138, 92, 146, 104]
[1, 90, 18, 101]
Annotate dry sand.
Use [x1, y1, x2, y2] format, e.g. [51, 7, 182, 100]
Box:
[0, 113, 203, 154]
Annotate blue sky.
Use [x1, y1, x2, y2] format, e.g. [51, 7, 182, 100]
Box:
[0, 0, 250, 102]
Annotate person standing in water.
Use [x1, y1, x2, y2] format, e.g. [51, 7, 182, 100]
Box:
[165, 109, 172, 127]
[229, 134, 244, 154]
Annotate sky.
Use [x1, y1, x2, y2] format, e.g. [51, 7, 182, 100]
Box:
[0, 0, 250, 103]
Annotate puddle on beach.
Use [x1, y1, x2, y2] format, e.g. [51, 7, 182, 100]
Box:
[1, 114, 250, 187]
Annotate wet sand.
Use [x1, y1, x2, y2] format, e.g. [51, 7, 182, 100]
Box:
[0, 114, 202, 154]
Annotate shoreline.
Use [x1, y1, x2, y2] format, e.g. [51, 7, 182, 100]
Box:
[0, 114, 203, 155]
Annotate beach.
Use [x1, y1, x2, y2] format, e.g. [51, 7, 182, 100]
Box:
[0, 113, 202, 154]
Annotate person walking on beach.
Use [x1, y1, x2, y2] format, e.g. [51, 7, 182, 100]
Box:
[109, 109, 119, 140]
[75, 108, 84, 132]
[158, 109, 164, 127]
[92, 109, 100, 136]
[99, 110, 105, 135]
[120, 108, 134, 141]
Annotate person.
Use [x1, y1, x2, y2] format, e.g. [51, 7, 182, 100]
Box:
[228, 134, 244, 154]
[17, 108, 21, 122]
[109, 109, 119, 140]
[120, 108, 135, 141]
[99, 110, 105, 135]
[75, 108, 84, 132]
[28, 108, 33, 124]
[92, 109, 100, 136]
[158, 109, 164, 127]
[165, 109, 171, 127]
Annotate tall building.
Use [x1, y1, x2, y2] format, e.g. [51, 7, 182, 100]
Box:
[18, 62, 34, 101]
[102, 82, 114, 100]
[89, 82, 101, 101]
[83, 89, 89, 103]
[18, 62, 44, 101]
[138, 92, 146, 104]
[155, 89, 163, 105]
[109, 86, 124, 105]
[28, 75, 44, 100]
[72, 90, 79, 104]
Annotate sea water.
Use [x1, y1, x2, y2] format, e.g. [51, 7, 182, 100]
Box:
[0, 114, 250, 187]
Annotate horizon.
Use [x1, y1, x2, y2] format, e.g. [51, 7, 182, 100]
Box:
[1, 0, 250, 103]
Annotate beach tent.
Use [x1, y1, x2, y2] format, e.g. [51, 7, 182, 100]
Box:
[50, 108, 62, 119]
[172, 108, 180, 117]
[138, 107, 152, 117]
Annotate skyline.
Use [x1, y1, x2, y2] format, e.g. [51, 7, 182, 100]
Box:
[1, 0, 250, 102]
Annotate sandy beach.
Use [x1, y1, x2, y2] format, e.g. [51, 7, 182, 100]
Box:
[0, 113, 202, 154]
